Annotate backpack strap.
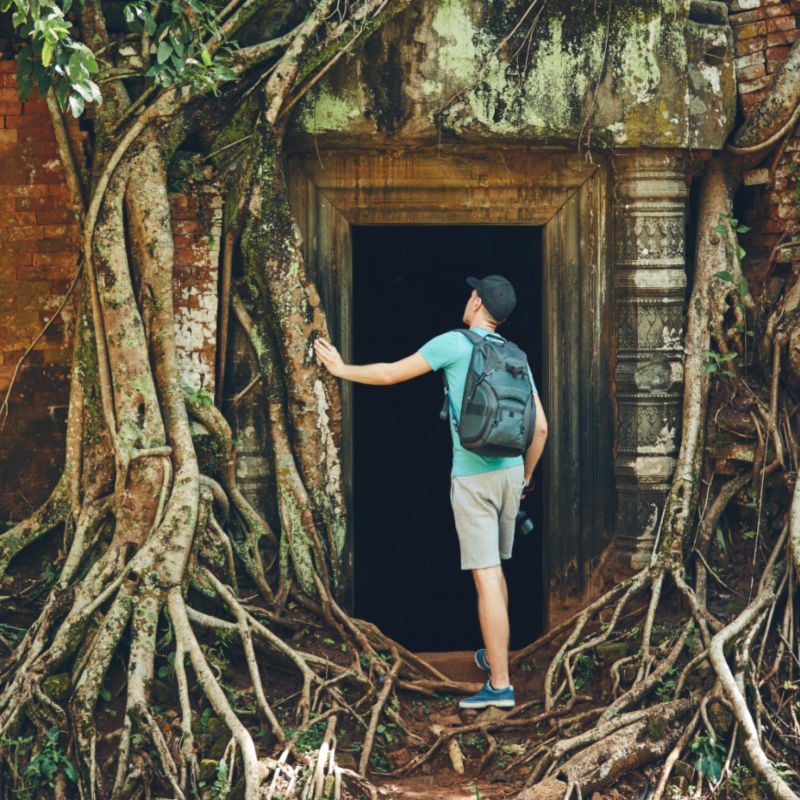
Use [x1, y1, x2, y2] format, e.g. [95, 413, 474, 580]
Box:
[439, 328, 501, 424]
[458, 329, 505, 345]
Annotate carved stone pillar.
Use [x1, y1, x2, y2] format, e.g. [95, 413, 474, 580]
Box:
[613, 152, 687, 567]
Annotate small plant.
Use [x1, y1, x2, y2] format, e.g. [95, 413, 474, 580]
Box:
[703, 349, 738, 378]
[24, 726, 77, 790]
[713, 213, 751, 261]
[209, 759, 231, 799]
[461, 733, 487, 752]
[289, 718, 327, 753]
[655, 667, 678, 701]
[0, 732, 33, 794]
[376, 724, 393, 744]
[705, 213, 755, 376]
[369, 749, 390, 772]
[573, 653, 597, 690]
[724, 761, 752, 793]
[157, 651, 176, 680]
[40, 558, 59, 584]
[184, 385, 214, 407]
[684, 620, 697, 652]
[690, 733, 726, 783]
[769, 760, 797, 785]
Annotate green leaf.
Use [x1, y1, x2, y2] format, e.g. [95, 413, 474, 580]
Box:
[698, 751, 723, 782]
[736, 224, 751, 234]
[63, 760, 78, 782]
[214, 65, 237, 82]
[53, 77, 69, 108]
[40, 38, 54, 66]
[157, 40, 172, 64]
[713, 224, 728, 235]
[714, 270, 734, 282]
[72, 80, 97, 101]
[200, 47, 211, 66]
[68, 93, 84, 117]
[17, 75, 34, 102]
[72, 42, 99, 73]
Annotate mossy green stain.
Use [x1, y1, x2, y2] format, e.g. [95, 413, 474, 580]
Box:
[298, 87, 361, 133]
[429, 0, 484, 86]
[462, 1, 684, 137]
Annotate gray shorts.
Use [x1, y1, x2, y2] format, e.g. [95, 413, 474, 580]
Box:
[450, 464, 525, 570]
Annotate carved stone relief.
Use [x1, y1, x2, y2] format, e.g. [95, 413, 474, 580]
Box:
[613, 151, 688, 566]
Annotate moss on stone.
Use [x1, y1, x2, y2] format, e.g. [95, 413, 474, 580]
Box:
[298, 86, 362, 133]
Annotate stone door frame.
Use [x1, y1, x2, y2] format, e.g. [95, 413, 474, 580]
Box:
[287, 145, 687, 620]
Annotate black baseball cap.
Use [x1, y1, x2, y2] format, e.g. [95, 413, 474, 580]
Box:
[467, 275, 517, 322]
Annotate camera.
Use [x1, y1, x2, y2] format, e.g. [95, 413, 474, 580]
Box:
[516, 508, 534, 536]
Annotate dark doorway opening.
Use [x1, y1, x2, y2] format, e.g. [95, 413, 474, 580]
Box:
[352, 226, 544, 653]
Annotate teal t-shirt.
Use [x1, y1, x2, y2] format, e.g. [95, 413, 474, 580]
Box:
[419, 327, 537, 477]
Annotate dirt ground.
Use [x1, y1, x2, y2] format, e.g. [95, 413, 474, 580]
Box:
[337, 647, 649, 800]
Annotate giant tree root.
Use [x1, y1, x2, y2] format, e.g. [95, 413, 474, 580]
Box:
[519, 699, 694, 800]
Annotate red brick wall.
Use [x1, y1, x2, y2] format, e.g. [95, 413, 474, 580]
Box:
[730, 1, 800, 291]
[0, 57, 221, 527]
[0, 58, 80, 526]
[731, 0, 800, 115]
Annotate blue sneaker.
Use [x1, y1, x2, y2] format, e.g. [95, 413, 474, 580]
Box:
[474, 648, 491, 678]
[459, 681, 515, 709]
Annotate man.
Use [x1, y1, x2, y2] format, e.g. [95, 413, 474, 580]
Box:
[314, 275, 548, 709]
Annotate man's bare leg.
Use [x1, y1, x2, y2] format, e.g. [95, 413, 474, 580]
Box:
[472, 565, 510, 688]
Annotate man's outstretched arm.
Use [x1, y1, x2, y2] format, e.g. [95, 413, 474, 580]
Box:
[314, 337, 432, 385]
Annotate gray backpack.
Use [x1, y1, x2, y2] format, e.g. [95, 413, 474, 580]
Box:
[441, 329, 535, 458]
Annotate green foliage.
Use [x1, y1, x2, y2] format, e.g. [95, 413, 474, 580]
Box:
[573, 653, 597, 690]
[689, 733, 726, 783]
[702, 349, 738, 378]
[655, 667, 678, 701]
[209, 759, 231, 799]
[287, 718, 327, 753]
[124, 0, 237, 91]
[713, 213, 751, 263]
[684, 620, 696, 652]
[184, 385, 214, 407]
[157, 650, 176, 680]
[5, 0, 237, 118]
[704, 215, 755, 378]
[376, 723, 395, 744]
[0, 732, 34, 791]
[4, 0, 101, 116]
[24, 726, 78, 790]
[0, 622, 25, 651]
